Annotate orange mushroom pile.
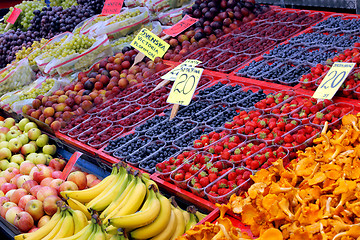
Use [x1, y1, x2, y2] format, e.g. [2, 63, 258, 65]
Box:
[229, 114, 360, 240]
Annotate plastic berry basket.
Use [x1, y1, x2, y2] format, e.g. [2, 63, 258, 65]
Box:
[269, 94, 311, 117]
[112, 135, 153, 159]
[254, 90, 295, 114]
[77, 120, 113, 143]
[138, 145, 181, 173]
[59, 114, 92, 134]
[117, 108, 156, 129]
[281, 124, 322, 152]
[204, 166, 254, 204]
[102, 132, 140, 154]
[67, 117, 101, 138]
[169, 160, 203, 189]
[190, 102, 229, 123]
[173, 125, 215, 149]
[250, 145, 290, 170]
[203, 51, 238, 71]
[124, 139, 166, 167]
[196, 79, 232, 100]
[215, 54, 253, 74]
[158, 120, 199, 143]
[186, 160, 234, 198]
[215, 36, 249, 52]
[87, 125, 125, 149]
[310, 102, 354, 129]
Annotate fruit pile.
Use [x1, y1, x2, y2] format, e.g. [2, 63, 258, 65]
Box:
[22, 51, 168, 132]
[58, 163, 207, 240]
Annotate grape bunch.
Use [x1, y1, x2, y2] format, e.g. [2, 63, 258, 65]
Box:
[111, 24, 154, 49]
[77, 0, 105, 14]
[15, 38, 47, 63]
[0, 65, 17, 79]
[0, 29, 42, 68]
[50, 0, 78, 9]
[29, 6, 96, 39]
[20, 78, 55, 100]
[0, 0, 46, 33]
[110, 9, 142, 24]
[42, 34, 95, 59]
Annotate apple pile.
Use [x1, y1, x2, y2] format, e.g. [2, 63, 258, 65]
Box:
[0, 118, 57, 171]
[163, 0, 268, 61]
[0, 162, 99, 233]
[22, 50, 168, 131]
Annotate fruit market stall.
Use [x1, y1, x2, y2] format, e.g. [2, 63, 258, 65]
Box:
[0, 0, 360, 239]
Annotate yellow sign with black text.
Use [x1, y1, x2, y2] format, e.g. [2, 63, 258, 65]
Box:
[130, 28, 170, 61]
[313, 62, 356, 100]
[161, 59, 202, 81]
[167, 67, 203, 106]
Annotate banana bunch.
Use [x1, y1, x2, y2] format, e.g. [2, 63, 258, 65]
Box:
[15, 202, 88, 240]
[60, 162, 208, 240]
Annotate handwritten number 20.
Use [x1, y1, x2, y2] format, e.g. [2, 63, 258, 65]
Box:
[320, 70, 346, 89]
[174, 73, 196, 95]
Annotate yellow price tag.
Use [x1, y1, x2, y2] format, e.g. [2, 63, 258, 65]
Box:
[167, 67, 203, 106]
[130, 28, 170, 61]
[161, 59, 202, 81]
[313, 62, 355, 100]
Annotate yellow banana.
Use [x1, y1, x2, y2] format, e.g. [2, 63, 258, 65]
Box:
[42, 211, 66, 240]
[77, 223, 96, 240]
[110, 176, 146, 217]
[105, 225, 118, 235]
[87, 224, 98, 240]
[87, 167, 128, 211]
[100, 173, 134, 219]
[151, 210, 177, 240]
[108, 185, 161, 229]
[195, 210, 207, 222]
[90, 226, 106, 240]
[170, 206, 186, 240]
[53, 210, 75, 239]
[182, 209, 190, 225]
[71, 209, 88, 234]
[61, 166, 119, 203]
[67, 198, 91, 220]
[185, 212, 197, 232]
[55, 224, 92, 240]
[14, 208, 62, 240]
[102, 176, 139, 223]
[130, 192, 171, 239]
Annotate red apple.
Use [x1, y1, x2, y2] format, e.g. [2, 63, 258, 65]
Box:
[16, 175, 31, 189]
[51, 171, 62, 179]
[22, 180, 38, 193]
[9, 174, 22, 186]
[0, 177, 7, 188]
[29, 185, 42, 197]
[49, 158, 66, 171]
[5, 206, 22, 224]
[14, 211, 34, 232]
[40, 177, 54, 187]
[0, 201, 17, 218]
[10, 189, 28, 205]
[1, 183, 17, 194]
[30, 166, 53, 184]
[59, 181, 78, 192]
[89, 179, 101, 188]
[0, 196, 9, 206]
[28, 227, 38, 233]
[43, 195, 61, 216]
[67, 171, 87, 190]
[4, 167, 20, 182]
[20, 161, 35, 175]
[6, 189, 16, 199]
[49, 179, 64, 194]
[36, 186, 57, 202]
[38, 215, 50, 228]
[18, 195, 36, 210]
[86, 174, 97, 188]
[25, 199, 44, 221]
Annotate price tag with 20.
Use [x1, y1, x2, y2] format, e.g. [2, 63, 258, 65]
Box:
[313, 62, 356, 100]
[167, 67, 204, 106]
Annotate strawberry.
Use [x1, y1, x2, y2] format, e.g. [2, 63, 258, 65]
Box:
[193, 140, 203, 148]
[211, 184, 218, 193]
[250, 160, 260, 170]
[193, 183, 202, 189]
[218, 188, 232, 196]
[174, 172, 184, 181]
[228, 171, 237, 181]
[224, 122, 234, 129]
[221, 149, 230, 160]
[199, 177, 210, 187]
[214, 161, 224, 171]
[189, 165, 199, 175]
[296, 134, 306, 144]
[156, 162, 166, 172]
[209, 173, 218, 183]
[201, 136, 210, 146]
[214, 145, 223, 154]
[199, 171, 208, 179]
[185, 172, 192, 180]
[284, 134, 294, 143]
[229, 135, 241, 143]
[218, 179, 229, 188]
[209, 167, 219, 175]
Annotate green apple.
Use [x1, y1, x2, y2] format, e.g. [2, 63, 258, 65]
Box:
[10, 154, 24, 165]
[0, 141, 8, 149]
[0, 172, 4, 177]
[20, 143, 36, 156]
[0, 160, 9, 170]
[44, 154, 52, 165]
[42, 145, 57, 155]
[36, 134, 49, 148]
[0, 133, 6, 142]
[18, 134, 29, 145]
[0, 148, 11, 160]
[8, 162, 19, 169]
[28, 128, 41, 141]
[26, 153, 38, 163]
[24, 122, 37, 133]
[33, 154, 47, 165]
[8, 138, 22, 153]
[0, 121, 4, 127]
[4, 118, 15, 129]
[18, 118, 30, 131]
[6, 130, 20, 141]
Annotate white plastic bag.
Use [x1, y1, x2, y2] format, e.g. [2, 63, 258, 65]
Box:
[94, 7, 151, 40]
[157, 3, 192, 25]
[45, 34, 113, 76]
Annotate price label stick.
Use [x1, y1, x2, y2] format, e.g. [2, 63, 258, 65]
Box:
[150, 79, 171, 93]
[5, 8, 22, 31]
[170, 104, 180, 120]
[130, 52, 145, 69]
[60, 151, 83, 180]
[313, 62, 355, 100]
[167, 67, 203, 119]
[163, 15, 199, 37]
